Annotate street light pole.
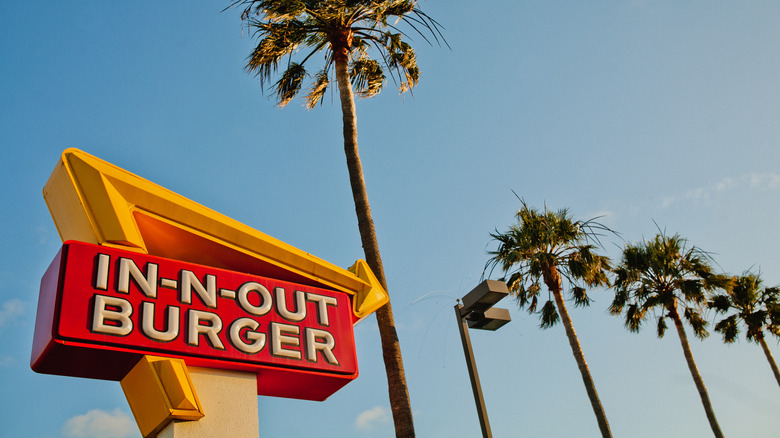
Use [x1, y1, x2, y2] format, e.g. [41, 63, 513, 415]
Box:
[455, 302, 493, 438]
[455, 280, 512, 438]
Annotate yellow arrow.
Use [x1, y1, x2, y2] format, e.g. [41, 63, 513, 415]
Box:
[43, 148, 387, 320]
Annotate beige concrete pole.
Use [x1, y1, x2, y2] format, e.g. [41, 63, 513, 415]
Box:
[157, 368, 259, 438]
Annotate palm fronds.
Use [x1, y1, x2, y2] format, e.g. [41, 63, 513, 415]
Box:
[709, 272, 780, 343]
[230, 0, 446, 106]
[485, 199, 614, 327]
[610, 232, 726, 338]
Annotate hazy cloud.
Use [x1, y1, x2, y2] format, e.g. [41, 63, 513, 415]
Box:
[0, 299, 24, 328]
[659, 172, 780, 209]
[62, 409, 137, 438]
[354, 406, 391, 432]
[586, 210, 615, 226]
[36, 224, 54, 245]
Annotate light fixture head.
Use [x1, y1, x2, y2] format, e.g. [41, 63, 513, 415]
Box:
[460, 280, 510, 316]
[466, 307, 511, 331]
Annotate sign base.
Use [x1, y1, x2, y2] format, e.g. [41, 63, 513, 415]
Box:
[156, 367, 258, 438]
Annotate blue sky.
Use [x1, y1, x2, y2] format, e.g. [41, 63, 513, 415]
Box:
[2, 1, 780, 437]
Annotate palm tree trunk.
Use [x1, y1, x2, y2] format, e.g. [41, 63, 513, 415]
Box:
[547, 271, 612, 438]
[333, 42, 415, 437]
[757, 334, 780, 389]
[668, 304, 724, 438]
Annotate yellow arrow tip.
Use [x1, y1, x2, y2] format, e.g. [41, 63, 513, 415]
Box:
[347, 260, 389, 321]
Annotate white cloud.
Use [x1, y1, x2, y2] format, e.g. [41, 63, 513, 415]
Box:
[0, 299, 24, 328]
[658, 172, 780, 209]
[715, 176, 737, 192]
[36, 224, 54, 245]
[586, 209, 616, 227]
[62, 408, 137, 438]
[354, 406, 391, 432]
[589, 210, 613, 220]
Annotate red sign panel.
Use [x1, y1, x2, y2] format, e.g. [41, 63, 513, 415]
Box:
[32, 241, 358, 401]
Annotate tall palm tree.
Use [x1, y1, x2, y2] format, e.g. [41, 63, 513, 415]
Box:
[610, 233, 731, 438]
[709, 272, 780, 388]
[228, 1, 444, 435]
[486, 200, 613, 438]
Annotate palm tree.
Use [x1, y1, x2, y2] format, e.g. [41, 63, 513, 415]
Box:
[228, 1, 445, 435]
[709, 272, 780, 388]
[486, 200, 613, 438]
[610, 233, 731, 438]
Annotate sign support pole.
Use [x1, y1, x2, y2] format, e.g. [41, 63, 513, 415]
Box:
[156, 367, 259, 438]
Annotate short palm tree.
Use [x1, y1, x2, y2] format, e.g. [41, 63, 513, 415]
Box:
[610, 233, 730, 438]
[709, 272, 780, 388]
[228, 1, 444, 435]
[486, 200, 613, 438]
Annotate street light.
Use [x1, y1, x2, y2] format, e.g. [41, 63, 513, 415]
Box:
[455, 280, 511, 438]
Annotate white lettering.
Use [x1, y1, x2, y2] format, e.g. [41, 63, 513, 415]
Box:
[229, 318, 266, 354]
[95, 253, 110, 290]
[305, 327, 339, 365]
[118, 258, 158, 298]
[141, 302, 180, 342]
[271, 322, 301, 360]
[275, 288, 306, 322]
[305, 292, 338, 326]
[187, 309, 225, 349]
[92, 295, 133, 336]
[160, 278, 178, 289]
[181, 270, 217, 308]
[237, 282, 273, 316]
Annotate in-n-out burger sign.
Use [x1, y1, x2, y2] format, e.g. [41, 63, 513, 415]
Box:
[32, 149, 388, 402]
[33, 241, 358, 401]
